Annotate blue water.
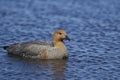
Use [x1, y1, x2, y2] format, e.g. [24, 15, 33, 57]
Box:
[0, 0, 120, 80]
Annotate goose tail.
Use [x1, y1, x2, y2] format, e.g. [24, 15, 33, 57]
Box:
[3, 46, 9, 50]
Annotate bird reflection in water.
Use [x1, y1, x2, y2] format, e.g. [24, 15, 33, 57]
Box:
[38, 59, 68, 80]
[8, 55, 68, 80]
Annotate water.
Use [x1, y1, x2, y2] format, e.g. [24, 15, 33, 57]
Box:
[0, 0, 120, 80]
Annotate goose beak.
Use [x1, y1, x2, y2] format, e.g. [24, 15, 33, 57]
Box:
[64, 35, 70, 41]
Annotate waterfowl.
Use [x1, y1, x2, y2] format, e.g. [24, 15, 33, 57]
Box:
[3, 30, 70, 59]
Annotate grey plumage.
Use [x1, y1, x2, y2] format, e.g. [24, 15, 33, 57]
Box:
[4, 41, 49, 57]
[3, 30, 70, 59]
[4, 41, 68, 59]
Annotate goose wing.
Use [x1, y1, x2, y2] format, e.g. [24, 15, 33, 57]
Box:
[4, 41, 52, 58]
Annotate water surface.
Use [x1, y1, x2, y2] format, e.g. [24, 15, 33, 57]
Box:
[0, 0, 120, 80]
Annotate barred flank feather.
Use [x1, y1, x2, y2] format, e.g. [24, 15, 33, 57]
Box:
[3, 30, 69, 59]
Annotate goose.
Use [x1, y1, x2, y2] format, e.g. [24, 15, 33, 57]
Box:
[3, 30, 70, 59]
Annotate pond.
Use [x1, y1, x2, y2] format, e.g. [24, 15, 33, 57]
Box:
[0, 0, 120, 80]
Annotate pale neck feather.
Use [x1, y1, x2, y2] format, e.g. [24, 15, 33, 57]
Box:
[53, 40, 66, 49]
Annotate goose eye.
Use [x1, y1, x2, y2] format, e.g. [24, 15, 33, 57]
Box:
[59, 32, 62, 35]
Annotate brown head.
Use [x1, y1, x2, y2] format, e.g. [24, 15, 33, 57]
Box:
[52, 30, 70, 48]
